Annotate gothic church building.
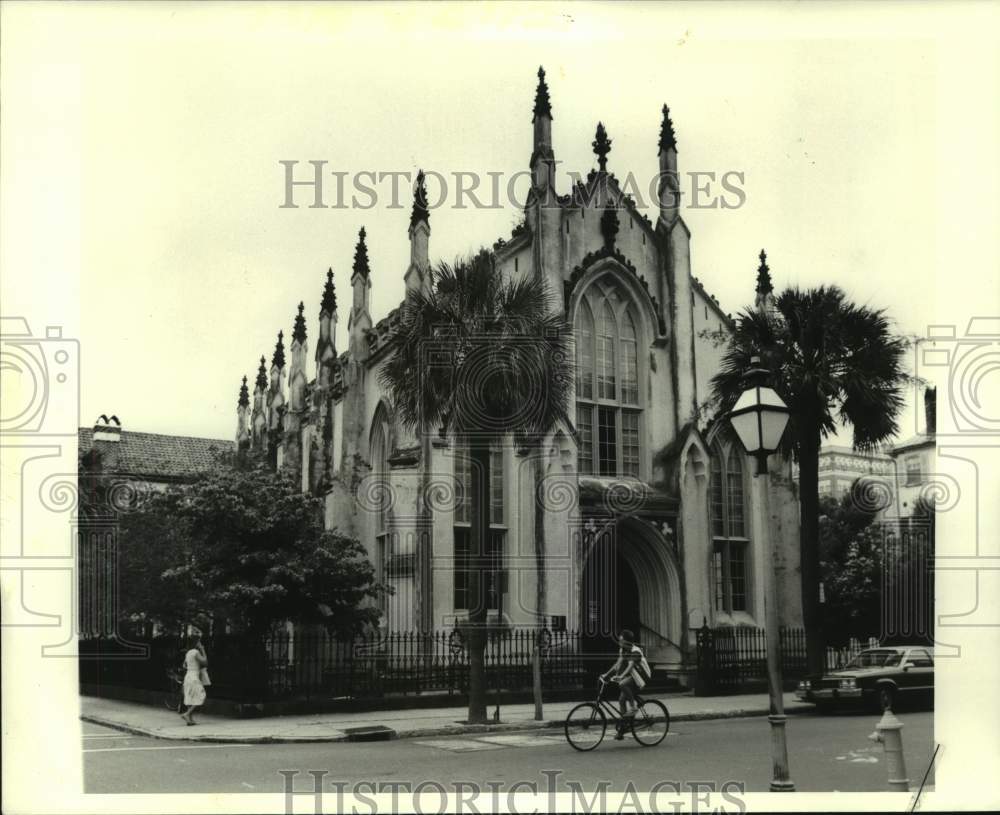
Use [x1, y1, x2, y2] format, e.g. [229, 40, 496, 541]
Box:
[235, 68, 803, 677]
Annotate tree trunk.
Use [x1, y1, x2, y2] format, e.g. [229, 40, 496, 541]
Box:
[797, 420, 825, 675]
[532, 443, 547, 720]
[466, 438, 491, 724]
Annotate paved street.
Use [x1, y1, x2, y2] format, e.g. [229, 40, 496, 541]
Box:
[84, 710, 934, 795]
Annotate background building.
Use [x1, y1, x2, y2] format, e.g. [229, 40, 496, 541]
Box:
[77, 415, 233, 637]
[806, 445, 894, 500]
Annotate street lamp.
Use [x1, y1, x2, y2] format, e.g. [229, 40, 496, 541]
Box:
[727, 355, 795, 792]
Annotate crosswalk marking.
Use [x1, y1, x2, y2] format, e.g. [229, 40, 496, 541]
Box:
[412, 739, 504, 752]
[416, 729, 677, 752]
[476, 734, 566, 746]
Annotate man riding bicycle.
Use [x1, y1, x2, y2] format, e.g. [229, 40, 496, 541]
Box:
[600, 629, 651, 739]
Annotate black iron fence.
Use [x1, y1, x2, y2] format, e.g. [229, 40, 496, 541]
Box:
[695, 624, 879, 695]
[80, 627, 597, 702]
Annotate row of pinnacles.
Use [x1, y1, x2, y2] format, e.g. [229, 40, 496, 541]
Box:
[234, 160, 432, 490]
[232, 65, 778, 493]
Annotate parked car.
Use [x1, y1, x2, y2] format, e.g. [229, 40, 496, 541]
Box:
[795, 645, 934, 712]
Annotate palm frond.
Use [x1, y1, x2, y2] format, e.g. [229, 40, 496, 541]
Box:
[379, 250, 572, 443]
[709, 284, 908, 459]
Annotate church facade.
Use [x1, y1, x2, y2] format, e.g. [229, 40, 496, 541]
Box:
[234, 68, 803, 676]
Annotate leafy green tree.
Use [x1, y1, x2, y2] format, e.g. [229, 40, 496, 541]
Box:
[819, 490, 883, 643]
[380, 249, 571, 724]
[116, 459, 384, 637]
[710, 286, 908, 673]
[818, 487, 936, 646]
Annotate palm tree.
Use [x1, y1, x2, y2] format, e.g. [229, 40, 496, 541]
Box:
[710, 285, 907, 675]
[380, 249, 572, 723]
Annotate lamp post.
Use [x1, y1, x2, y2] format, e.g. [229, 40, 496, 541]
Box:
[727, 354, 794, 792]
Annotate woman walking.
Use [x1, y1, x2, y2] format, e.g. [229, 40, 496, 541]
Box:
[180, 634, 208, 725]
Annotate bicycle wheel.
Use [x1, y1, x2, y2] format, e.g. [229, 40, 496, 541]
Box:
[631, 699, 669, 746]
[564, 702, 607, 751]
[163, 670, 183, 713]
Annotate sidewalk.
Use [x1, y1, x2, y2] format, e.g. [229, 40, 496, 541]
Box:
[80, 691, 812, 744]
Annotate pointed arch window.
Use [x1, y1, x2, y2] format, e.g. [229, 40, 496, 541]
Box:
[710, 441, 750, 614]
[369, 405, 392, 596]
[574, 277, 643, 478]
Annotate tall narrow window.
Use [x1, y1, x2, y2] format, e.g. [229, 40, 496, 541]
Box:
[573, 276, 644, 478]
[710, 441, 750, 614]
[726, 453, 746, 538]
[596, 302, 617, 401]
[621, 411, 640, 478]
[454, 442, 506, 612]
[620, 311, 638, 405]
[576, 405, 594, 475]
[576, 303, 594, 400]
[369, 405, 392, 609]
[598, 406, 617, 476]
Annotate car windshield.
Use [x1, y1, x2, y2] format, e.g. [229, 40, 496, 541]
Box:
[845, 650, 903, 669]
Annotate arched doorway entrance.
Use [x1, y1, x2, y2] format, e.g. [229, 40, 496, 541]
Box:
[582, 549, 641, 649]
[579, 517, 684, 670]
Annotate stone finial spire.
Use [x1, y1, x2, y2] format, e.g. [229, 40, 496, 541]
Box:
[406, 172, 432, 294]
[352, 226, 370, 281]
[251, 356, 269, 450]
[410, 170, 430, 230]
[236, 374, 251, 452]
[657, 105, 680, 224]
[272, 330, 286, 370]
[754, 249, 777, 313]
[530, 67, 556, 194]
[658, 104, 677, 153]
[349, 226, 373, 356]
[316, 268, 339, 380]
[255, 355, 268, 390]
[292, 302, 307, 344]
[592, 122, 612, 172]
[755, 249, 773, 297]
[320, 268, 337, 316]
[532, 65, 552, 122]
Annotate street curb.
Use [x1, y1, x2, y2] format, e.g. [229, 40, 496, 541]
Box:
[80, 715, 352, 743]
[81, 704, 813, 745]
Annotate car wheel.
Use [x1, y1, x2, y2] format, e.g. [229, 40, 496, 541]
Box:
[878, 686, 896, 713]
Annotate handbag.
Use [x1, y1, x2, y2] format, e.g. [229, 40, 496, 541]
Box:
[199, 667, 211, 687]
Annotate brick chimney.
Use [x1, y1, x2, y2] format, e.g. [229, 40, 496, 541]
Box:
[924, 386, 937, 436]
[93, 414, 122, 442]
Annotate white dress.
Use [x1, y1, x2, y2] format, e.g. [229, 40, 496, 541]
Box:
[182, 648, 207, 706]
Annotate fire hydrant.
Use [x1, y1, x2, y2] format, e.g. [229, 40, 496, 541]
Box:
[868, 709, 910, 791]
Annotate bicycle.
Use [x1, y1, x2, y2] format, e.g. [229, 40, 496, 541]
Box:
[564, 677, 670, 751]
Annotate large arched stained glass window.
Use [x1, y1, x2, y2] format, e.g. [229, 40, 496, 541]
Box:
[574, 277, 643, 478]
[709, 440, 750, 614]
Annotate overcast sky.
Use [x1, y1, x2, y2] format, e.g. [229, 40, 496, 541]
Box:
[3, 2, 998, 446]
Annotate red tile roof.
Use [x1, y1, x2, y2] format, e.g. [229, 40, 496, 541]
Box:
[78, 428, 234, 481]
